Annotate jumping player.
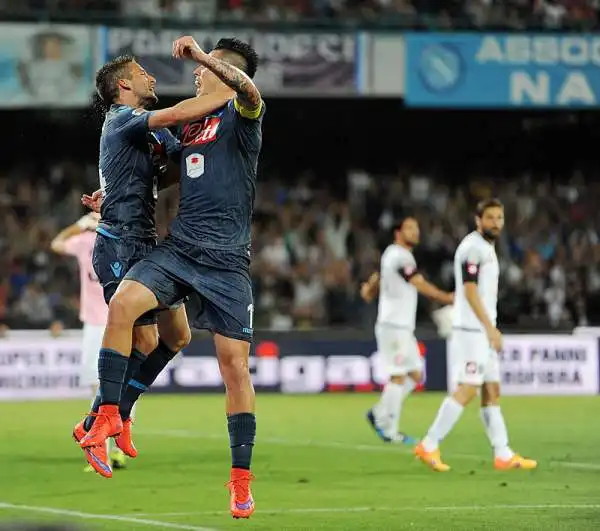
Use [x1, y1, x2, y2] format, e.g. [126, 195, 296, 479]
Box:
[415, 199, 537, 471]
[74, 55, 234, 478]
[361, 216, 453, 444]
[77, 37, 263, 518]
[51, 213, 128, 470]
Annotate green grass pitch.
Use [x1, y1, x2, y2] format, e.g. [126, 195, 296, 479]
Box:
[0, 393, 599, 530]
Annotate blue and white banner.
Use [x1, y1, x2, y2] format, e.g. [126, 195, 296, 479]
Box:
[405, 33, 600, 108]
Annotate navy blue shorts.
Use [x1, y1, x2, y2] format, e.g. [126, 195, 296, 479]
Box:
[124, 234, 254, 342]
[92, 233, 160, 327]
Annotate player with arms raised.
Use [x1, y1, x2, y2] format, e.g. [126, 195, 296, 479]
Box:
[77, 37, 263, 518]
[415, 199, 537, 471]
[361, 216, 453, 443]
[74, 55, 233, 477]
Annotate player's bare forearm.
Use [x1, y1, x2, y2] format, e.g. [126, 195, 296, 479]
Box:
[149, 93, 233, 129]
[411, 275, 453, 305]
[193, 51, 261, 109]
[464, 282, 495, 332]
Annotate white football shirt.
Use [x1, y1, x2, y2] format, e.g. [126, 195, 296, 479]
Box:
[376, 244, 418, 330]
[453, 231, 499, 331]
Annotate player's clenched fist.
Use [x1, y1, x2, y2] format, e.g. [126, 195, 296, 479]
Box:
[172, 36, 207, 61]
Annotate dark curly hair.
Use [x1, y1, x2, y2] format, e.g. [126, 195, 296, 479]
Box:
[213, 38, 259, 79]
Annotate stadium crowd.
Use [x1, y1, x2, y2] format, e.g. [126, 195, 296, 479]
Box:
[0, 161, 598, 332]
[3, 0, 599, 28]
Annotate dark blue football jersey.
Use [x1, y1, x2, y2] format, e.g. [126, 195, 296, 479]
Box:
[169, 99, 265, 249]
[98, 104, 180, 239]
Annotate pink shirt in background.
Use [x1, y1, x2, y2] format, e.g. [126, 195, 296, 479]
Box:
[63, 231, 108, 326]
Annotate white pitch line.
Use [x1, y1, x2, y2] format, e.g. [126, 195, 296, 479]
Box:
[123, 503, 600, 518]
[0, 502, 218, 531]
[139, 429, 600, 471]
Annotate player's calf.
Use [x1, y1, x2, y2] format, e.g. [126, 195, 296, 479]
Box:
[216, 334, 256, 518]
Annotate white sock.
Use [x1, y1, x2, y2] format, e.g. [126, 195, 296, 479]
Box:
[131, 402, 137, 421]
[422, 397, 464, 452]
[382, 382, 405, 438]
[480, 406, 514, 460]
[402, 377, 417, 398]
[383, 378, 418, 437]
[375, 382, 403, 432]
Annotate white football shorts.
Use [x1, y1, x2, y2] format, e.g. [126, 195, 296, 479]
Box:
[375, 324, 423, 377]
[449, 329, 500, 387]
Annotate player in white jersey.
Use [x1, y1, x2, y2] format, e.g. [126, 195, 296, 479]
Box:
[51, 213, 128, 470]
[361, 216, 454, 443]
[415, 199, 537, 471]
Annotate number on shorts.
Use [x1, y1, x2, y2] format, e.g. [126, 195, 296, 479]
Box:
[247, 303, 254, 330]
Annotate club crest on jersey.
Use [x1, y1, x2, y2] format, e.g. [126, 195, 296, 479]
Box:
[181, 117, 221, 146]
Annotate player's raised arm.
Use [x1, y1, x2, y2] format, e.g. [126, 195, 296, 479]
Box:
[51, 214, 99, 255]
[173, 36, 262, 117]
[147, 92, 234, 130]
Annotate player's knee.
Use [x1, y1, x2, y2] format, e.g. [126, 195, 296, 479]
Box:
[453, 383, 478, 405]
[107, 294, 136, 328]
[216, 336, 251, 388]
[408, 371, 423, 383]
[163, 327, 192, 353]
[133, 326, 159, 355]
[481, 383, 501, 406]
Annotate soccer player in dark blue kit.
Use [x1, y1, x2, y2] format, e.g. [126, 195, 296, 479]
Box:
[78, 35, 263, 518]
[74, 55, 234, 477]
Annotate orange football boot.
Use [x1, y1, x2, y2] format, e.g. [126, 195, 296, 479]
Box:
[79, 405, 122, 478]
[414, 442, 451, 472]
[227, 468, 255, 519]
[83, 443, 113, 478]
[495, 454, 537, 470]
[72, 419, 87, 443]
[79, 404, 122, 448]
[114, 418, 137, 458]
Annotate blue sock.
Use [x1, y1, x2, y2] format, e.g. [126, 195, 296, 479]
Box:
[118, 349, 148, 420]
[84, 348, 146, 430]
[119, 340, 177, 420]
[228, 413, 256, 470]
[98, 348, 128, 406]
